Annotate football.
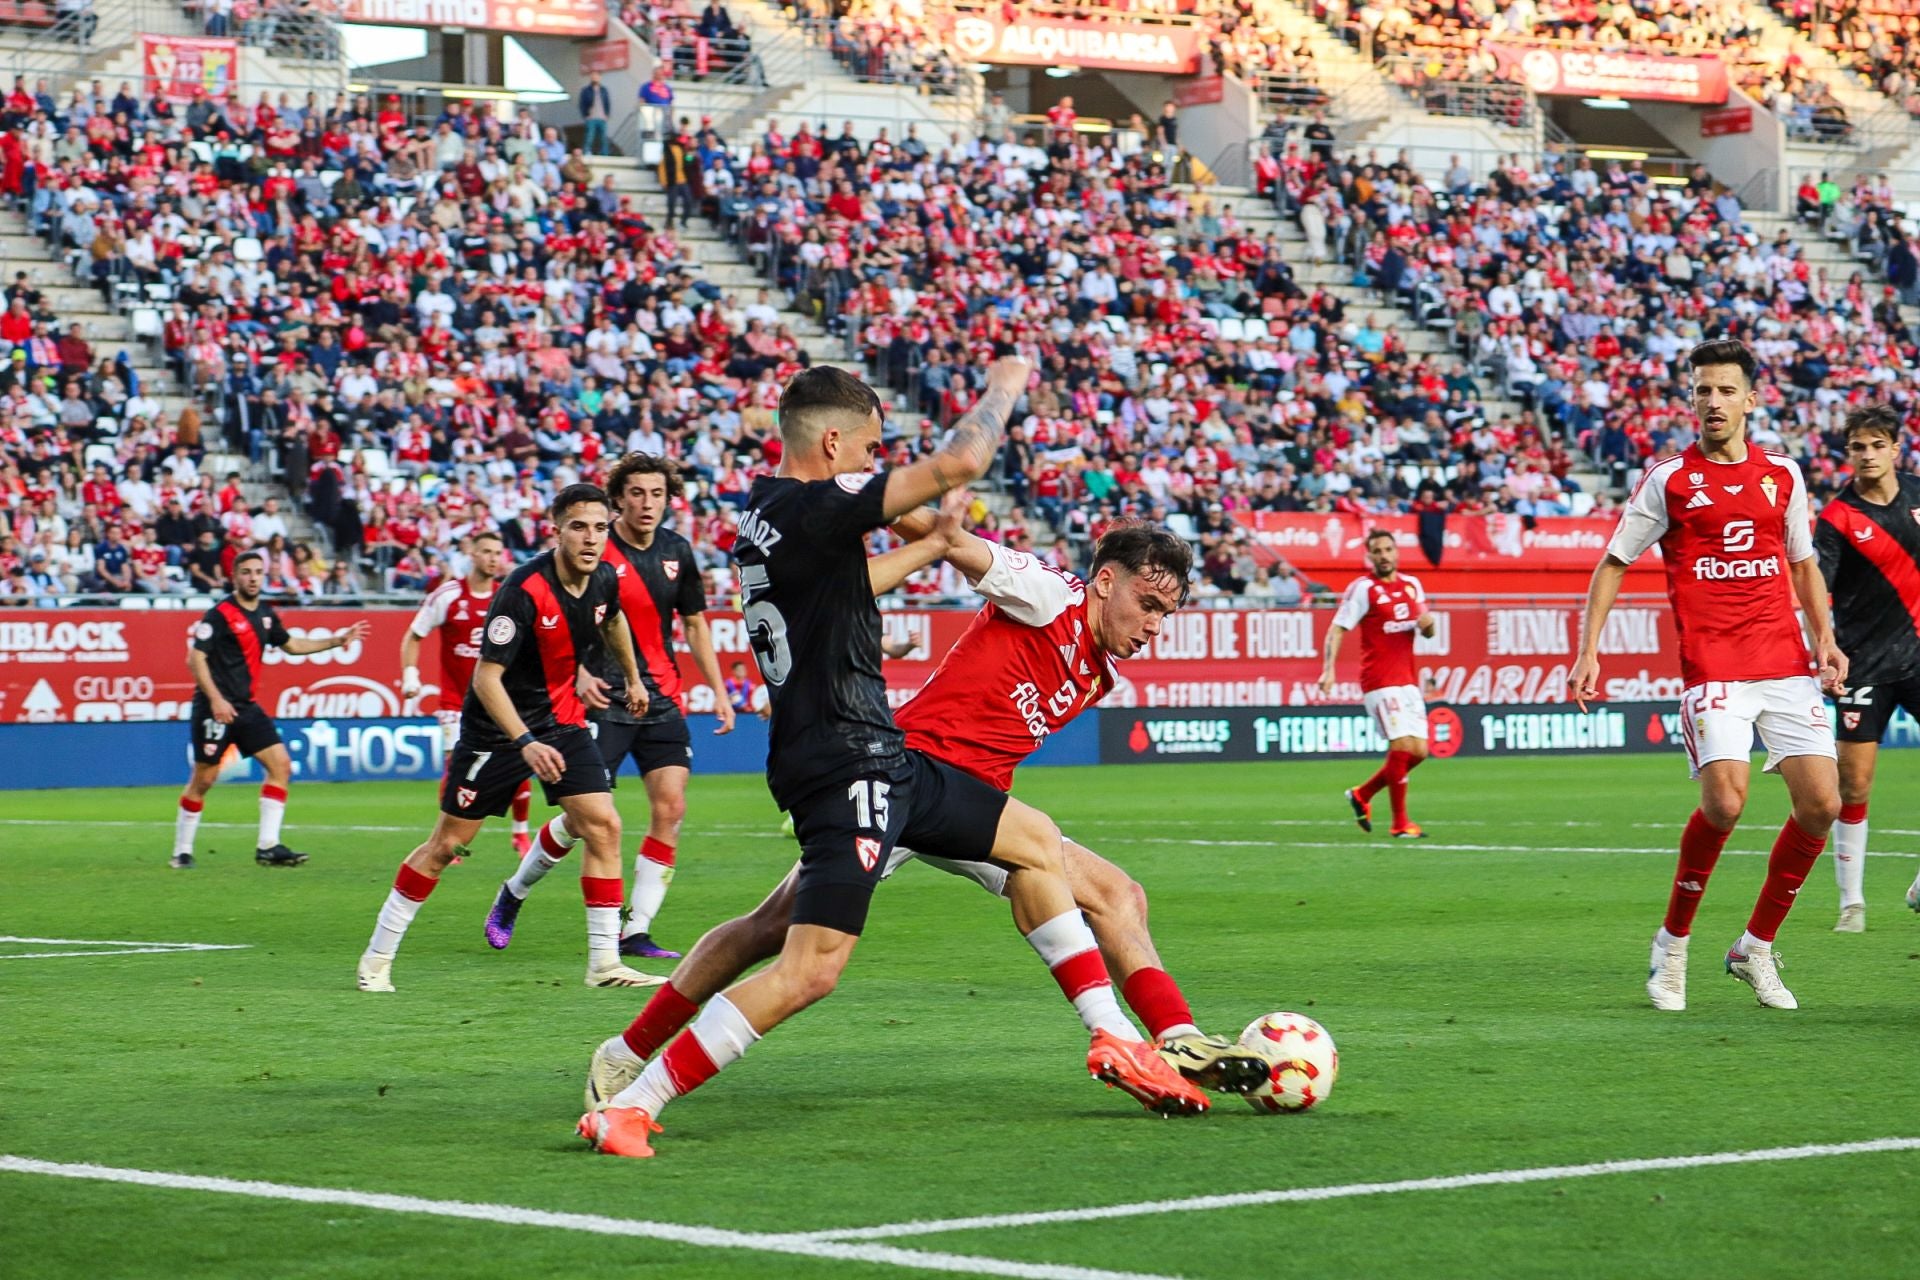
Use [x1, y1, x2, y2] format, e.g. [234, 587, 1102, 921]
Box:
[1239, 1012, 1338, 1113]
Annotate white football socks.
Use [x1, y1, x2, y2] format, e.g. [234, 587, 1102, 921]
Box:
[612, 994, 760, 1118]
[507, 815, 575, 899]
[625, 849, 673, 937]
[1834, 814, 1867, 910]
[257, 784, 287, 848]
[174, 797, 203, 856]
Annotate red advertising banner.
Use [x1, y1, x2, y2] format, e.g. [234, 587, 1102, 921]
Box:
[1230, 511, 1654, 572]
[1487, 43, 1729, 105]
[1171, 75, 1225, 107]
[1700, 105, 1754, 136]
[937, 12, 1202, 73]
[580, 40, 630, 74]
[0, 601, 1683, 726]
[142, 35, 238, 106]
[334, 0, 606, 37]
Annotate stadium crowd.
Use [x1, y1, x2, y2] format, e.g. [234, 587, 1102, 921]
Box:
[1311, 0, 1851, 140]
[1769, 0, 1920, 121]
[2, 0, 1920, 608]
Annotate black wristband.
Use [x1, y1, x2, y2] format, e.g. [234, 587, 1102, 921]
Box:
[512, 733, 536, 750]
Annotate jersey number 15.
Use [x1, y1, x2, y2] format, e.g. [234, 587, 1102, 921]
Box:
[738, 563, 793, 687]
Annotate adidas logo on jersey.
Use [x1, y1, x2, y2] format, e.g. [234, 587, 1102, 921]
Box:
[1684, 491, 1714, 509]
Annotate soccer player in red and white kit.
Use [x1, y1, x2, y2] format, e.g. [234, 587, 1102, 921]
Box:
[1811, 404, 1920, 930]
[581, 511, 1266, 1139]
[399, 530, 534, 856]
[172, 550, 371, 868]
[1318, 529, 1437, 838]
[1572, 338, 1846, 1011]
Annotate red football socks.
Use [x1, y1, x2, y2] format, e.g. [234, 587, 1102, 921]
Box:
[623, 982, 700, 1060]
[1746, 817, 1828, 944]
[1662, 808, 1733, 938]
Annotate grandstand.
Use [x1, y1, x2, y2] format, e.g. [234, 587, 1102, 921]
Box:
[1, 0, 1919, 611]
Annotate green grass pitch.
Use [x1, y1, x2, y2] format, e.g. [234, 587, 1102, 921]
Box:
[3, 756, 1917, 1279]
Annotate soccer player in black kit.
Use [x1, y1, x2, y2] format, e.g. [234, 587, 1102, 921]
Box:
[1814, 404, 1920, 929]
[483, 453, 735, 967]
[356, 485, 652, 993]
[580, 361, 1207, 1159]
[171, 549, 370, 869]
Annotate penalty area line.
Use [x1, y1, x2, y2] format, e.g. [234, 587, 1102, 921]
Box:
[0, 935, 251, 961]
[0, 1156, 1183, 1280]
[797, 1136, 1920, 1242]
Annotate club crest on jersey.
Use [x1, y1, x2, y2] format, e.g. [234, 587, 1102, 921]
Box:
[1760, 475, 1778, 506]
[855, 836, 881, 872]
[457, 787, 477, 809]
[663, 560, 680, 580]
[594, 604, 607, 625]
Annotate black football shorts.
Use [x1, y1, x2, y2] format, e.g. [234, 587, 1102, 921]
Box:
[190, 697, 281, 764]
[788, 749, 1009, 936]
[590, 712, 694, 786]
[442, 726, 608, 819]
[1834, 675, 1920, 745]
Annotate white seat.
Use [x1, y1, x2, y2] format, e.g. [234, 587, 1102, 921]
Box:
[1569, 490, 1595, 516]
[1166, 512, 1198, 540]
[117, 596, 152, 610]
[83, 442, 115, 467]
[357, 447, 392, 478]
[1242, 318, 1270, 341]
[1217, 317, 1245, 341]
[1102, 314, 1127, 335]
[130, 307, 162, 338]
[233, 237, 264, 263]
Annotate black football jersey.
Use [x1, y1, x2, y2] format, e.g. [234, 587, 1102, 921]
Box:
[595, 525, 704, 726]
[1816, 473, 1920, 684]
[462, 551, 621, 748]
[734, 471, 903, 808]
[191, 595, 291, 704]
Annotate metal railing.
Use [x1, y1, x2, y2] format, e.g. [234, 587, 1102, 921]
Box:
[1378, 54, 1535, 129]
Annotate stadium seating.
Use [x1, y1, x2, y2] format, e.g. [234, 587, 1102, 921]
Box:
[2, 0, 1917, 610]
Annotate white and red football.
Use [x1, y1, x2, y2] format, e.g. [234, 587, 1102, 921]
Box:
[1238, 1012, 1338, 1113]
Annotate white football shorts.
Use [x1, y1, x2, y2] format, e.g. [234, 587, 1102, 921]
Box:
[879, 836, 1099, 899]
[1678, 677, 1835, 778]
[1363, 684, 1428, 742]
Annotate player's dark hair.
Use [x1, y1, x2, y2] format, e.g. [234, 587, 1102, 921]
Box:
[1686, 338, 1758, 387]
[606, 452, 686, 504]
[1365, 529, 1395, 548]
[231, 549, 264, 570]
[469, 529, 505, 547]
[777, 366, 884, 443]
[1844, 402, 1901, 444]
[1091, 522, 1193, 606]
[550, 483, 610, 524]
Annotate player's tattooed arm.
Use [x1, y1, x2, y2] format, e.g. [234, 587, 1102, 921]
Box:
[882, 357, 1032, 519]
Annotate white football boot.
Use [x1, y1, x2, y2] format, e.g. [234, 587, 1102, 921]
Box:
[357, 953, 395, 993]
[1647, 932, 1687, 1011]
[1726, 939, 1797, 1010]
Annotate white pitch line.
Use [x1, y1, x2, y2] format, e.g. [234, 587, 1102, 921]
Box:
[0, 819, 788, 839]
[797, 1137, 1920, 1243]
[0, 935, 251, 962]
[0, 1156, 1180, 1280]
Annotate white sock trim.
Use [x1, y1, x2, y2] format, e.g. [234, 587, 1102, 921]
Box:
[1834, 817, 1868, 908]
[688, 993, 761, 1064]
[1023, 909, 1100, 968]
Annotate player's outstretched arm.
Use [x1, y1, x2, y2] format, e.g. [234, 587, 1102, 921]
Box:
[1790, 555, 1849, 695]
[599, 612, 648, 717]
[1569, 555, 1630, 710]
[867, 532, 949, 596]
[283, 620, 371, 656]
[880, 357, 1031, 520]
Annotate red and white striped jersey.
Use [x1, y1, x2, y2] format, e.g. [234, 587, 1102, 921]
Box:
[409, 577, 497, 712]
[899, 544, 1116, 791]
[1606, 443, 1813, 686]
[1331, 571, 1426, 692]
